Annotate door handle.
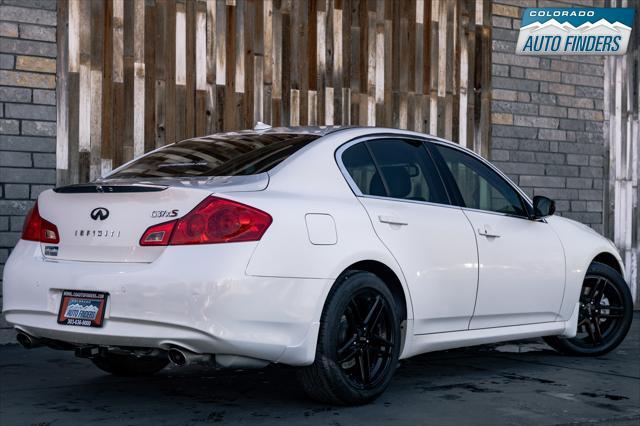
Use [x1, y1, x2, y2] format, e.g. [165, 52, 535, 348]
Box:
[378, 215, 409, 226]
[478, 225, 500, 238]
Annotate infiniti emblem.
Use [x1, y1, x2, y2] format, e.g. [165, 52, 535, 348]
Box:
[90, 207, 109, 221]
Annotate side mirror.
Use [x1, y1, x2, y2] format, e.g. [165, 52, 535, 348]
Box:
[532, 195, 555, 219]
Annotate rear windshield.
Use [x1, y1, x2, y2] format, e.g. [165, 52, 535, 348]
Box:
[108, 133, 319, 178]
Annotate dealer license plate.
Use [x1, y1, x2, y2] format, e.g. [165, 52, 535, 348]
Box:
[57, 290, 108, 328]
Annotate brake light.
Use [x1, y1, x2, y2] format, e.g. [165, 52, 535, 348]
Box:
[22, 201, 60, 244]
[139, 197, 272, 246]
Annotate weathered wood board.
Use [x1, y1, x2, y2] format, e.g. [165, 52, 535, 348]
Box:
[57, 0, 491, 178]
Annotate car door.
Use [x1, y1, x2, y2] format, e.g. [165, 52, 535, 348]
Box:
[339, 137, 479, 334]
[428, 143, 565, 329]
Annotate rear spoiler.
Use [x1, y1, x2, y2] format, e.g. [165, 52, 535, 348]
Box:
[53, 184, 167, 193]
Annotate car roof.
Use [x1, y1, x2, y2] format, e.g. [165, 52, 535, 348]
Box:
[181, 125, 457, 146]
[183, 125, 354, 142]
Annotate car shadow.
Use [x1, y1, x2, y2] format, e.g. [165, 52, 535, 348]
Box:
[3, 325, 638, 425]
[67, 340, 567, 407]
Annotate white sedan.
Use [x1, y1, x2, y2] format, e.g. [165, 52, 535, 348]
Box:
[2, 126, 633, 405]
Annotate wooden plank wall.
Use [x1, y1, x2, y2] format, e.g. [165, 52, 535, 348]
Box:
[603, 0, 639, 305]
[56, 0, 492, 183]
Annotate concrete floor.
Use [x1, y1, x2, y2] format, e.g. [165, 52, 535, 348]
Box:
[1, 314, 639, 426]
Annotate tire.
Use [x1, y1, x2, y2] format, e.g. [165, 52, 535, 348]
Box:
[91, 352, 169, 377]
[297, 271, 402, 405]
[544, 262, 633, 357]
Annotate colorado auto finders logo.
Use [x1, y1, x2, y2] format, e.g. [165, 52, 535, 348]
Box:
[516, 8, 634, 55]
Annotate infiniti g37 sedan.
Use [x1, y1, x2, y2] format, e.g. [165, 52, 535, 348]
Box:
[3, 126, 633, 405]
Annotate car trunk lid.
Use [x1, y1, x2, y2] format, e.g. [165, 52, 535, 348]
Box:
[37, 176, 267, 263]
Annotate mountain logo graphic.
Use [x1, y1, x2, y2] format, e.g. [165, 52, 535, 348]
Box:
[65, 301, 100, 320]
[516, 8, 635, 56]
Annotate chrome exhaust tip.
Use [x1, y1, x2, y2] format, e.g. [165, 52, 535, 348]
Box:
[16, 332, 42, 349]
[168, 347, 211, 367]
[168, 348, 188, 366]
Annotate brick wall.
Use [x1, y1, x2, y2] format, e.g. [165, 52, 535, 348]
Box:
[490, 0, 606, 233]
[0, 0, 57, 332]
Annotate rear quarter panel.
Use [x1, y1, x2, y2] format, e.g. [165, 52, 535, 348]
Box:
[226, 131, 415, 324]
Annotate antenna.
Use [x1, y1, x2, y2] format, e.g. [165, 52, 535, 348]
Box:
[254, 121, 272, 131]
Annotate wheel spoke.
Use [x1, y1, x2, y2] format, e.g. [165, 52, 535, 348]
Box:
[589, 278, 605, 303]
[371, 335, 394, 347]
[599, 312, 624, 319]
[363, 296, 384, 329]
[337, 335, 358, 363]
[347, 300, 364, 324]
[356, 351, 370, 383]
[592, 317, 603, 342]
[364, 347, 373, 380]
[598, 305, 625, 319]
[598, 305, 624, 311]
[584, 318, 598, 344]
[371, 343, 392, 356]
[338, 346, 358, 364]
[586, 278, 599, 299]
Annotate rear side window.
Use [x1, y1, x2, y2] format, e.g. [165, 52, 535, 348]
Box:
[108, 133, 318, 178]
[341, 143, 386, 197]
[341, 139, 449, 204]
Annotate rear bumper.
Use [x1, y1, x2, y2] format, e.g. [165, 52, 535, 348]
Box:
[2, 240, 330, 366]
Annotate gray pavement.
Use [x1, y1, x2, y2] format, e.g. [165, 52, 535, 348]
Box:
[0, 313, 639, 426]
[0, 298, 15, 345]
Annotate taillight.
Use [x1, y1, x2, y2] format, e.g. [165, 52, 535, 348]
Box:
[139, 197, 272, 246]
[139, 220, 176, 246]
[22, 201, 60, 244]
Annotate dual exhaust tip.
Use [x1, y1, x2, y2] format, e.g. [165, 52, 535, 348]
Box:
[167, 347, 212, 367]
[16, 332, 41, 349]
[17, 331, 208, 368]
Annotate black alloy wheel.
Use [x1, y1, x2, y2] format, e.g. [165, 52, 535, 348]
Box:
[574, 275, 625, 347]
[336, 288, 396, 389]
[298, 271, 401, 405]
[544, 262, 633, 356]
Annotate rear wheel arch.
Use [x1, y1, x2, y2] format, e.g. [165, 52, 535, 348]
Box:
[326, 260, 411, 358]
[338, 260, 409, 324]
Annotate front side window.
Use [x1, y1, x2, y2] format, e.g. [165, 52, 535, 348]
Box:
[341, 139, 449, 205]
[432, 144, 528, 217]
[108, 133, 319, 179]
